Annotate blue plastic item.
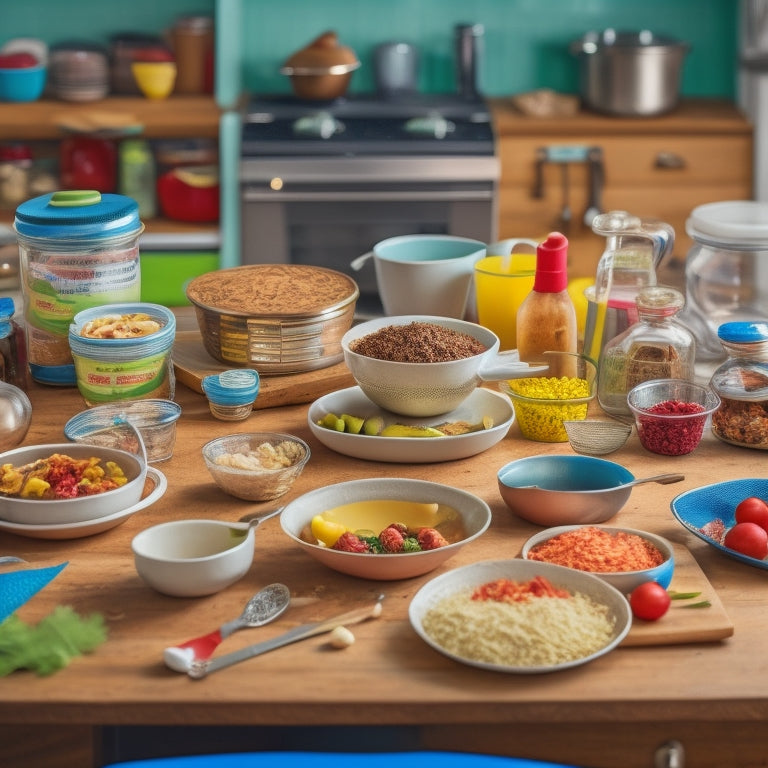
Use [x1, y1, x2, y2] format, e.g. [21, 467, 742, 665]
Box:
[101, 751, 580, 768]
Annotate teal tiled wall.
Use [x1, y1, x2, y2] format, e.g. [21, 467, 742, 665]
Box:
[237, 0, 739, 99]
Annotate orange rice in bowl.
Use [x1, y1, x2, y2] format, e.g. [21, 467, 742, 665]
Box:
[521, 524, 674, 595]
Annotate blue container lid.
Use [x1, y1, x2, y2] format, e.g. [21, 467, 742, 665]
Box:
[14, 190, 142, 241]
[0, 297, 14, 319]
[717, 321, 768, 344]
[202, 369, 260, 406]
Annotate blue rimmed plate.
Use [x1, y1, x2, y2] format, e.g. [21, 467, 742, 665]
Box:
[670, 478, 768, 571]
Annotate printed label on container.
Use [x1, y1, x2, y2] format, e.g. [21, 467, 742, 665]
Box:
[72, 352, 173, 404]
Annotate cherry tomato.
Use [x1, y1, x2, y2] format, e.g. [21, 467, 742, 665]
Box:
[629, 581, 671, 621]
[734, 496, 768, 533]
[723, 521, 768, 560]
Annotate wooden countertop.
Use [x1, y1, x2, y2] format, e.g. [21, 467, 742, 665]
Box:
[489, 97, 753, 137]
[2, 348, 768, 767]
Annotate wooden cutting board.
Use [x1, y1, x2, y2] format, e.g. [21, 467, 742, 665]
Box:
[172, 330, 356, 410]
[622, 542, 733, 646]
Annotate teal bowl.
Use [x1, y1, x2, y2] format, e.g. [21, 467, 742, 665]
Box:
[0, 66, 47, 102]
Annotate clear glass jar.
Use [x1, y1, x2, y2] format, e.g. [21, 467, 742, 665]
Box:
[597, 285, 696, 418]
[710, 321, 768, 449]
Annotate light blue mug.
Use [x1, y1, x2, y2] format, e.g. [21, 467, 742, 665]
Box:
[351, 234, 486, 318]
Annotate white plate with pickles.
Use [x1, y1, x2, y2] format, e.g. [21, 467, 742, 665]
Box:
[308, 386, 514, 463]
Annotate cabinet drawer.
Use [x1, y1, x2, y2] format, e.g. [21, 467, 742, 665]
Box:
[498, 136, 752, 188]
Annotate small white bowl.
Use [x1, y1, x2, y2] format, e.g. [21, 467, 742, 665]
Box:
[521, 524, 675, 595]
[132, 519, 255, 597]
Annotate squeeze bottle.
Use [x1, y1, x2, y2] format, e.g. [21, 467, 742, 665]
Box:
[516, 232, 577, 377]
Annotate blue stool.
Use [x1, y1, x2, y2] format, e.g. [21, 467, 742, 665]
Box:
[102, 750, 580, 768]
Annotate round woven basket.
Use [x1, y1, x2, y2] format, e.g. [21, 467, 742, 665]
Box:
[185, 264, 359, 374]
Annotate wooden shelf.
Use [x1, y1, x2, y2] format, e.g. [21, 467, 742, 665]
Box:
[0, 95, 220, 140]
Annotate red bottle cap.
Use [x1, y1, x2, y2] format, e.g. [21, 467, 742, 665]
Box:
[533, 232, 569, 292]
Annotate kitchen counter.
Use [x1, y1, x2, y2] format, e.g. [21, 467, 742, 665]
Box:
[2, 350, 768, 768]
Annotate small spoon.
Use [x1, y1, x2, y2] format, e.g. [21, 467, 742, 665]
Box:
[163, 583, 291, 673]
[227, 506, 284, 536]
[520, 473, 685, 490]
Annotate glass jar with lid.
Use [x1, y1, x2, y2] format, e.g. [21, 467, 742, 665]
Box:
[710, 321, 768, 449]
[678, 201, 768, 361]
[597, 285, 696, 418]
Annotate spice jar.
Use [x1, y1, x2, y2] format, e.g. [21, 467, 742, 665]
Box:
[0, 297, 27, 390]
[597, 285, 695, 419]
[168, 15, 214, 94]
[709, 321, 768, 449]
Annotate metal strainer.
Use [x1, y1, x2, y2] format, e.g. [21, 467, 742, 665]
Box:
[564, 419, 632, 455]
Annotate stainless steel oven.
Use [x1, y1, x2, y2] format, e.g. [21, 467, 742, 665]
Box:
[240, 94, 499, 316]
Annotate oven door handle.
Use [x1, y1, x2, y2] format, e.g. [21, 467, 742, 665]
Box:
[242, 189, 494, 202]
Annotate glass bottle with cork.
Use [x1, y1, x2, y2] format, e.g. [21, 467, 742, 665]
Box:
[516, 232, 578, 377]
[597, 285, 696, 418]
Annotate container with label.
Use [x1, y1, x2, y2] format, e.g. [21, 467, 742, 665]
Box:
[13, 190, 143, 385]
[68, 302, 176, 406]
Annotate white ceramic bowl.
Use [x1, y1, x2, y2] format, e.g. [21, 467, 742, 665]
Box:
[280, 477, 492, 580]
[341, 315, 543, 417]
[0, 442, 148, 525]
[132, 519, 255, 597]
[409, 558, 632, 673]
[521, 524, 675, 595]
[202, 432, 310, 502]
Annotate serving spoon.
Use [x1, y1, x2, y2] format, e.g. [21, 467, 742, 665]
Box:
[520, 473, 685, 491]
[163, 582, 291, 673]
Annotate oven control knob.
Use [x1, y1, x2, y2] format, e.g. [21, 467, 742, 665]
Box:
[404, 113, 455, 139]
[293, 112, 344, 139]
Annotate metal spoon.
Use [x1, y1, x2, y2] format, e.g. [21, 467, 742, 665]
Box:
[163, 583, 291, 673]
[187, 594, 385, 679]
[520, 473, 685, 490]
[227, 505, 284, 535]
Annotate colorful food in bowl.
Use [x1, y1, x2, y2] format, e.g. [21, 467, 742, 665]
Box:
[280, 477, 491, 580]
[202, 433, 310, 502]
[499, 351, 597, 442]
[521, 524, 675, 595]
[341, 315, 545, 418]
[627, 378, 720, 456]
[0, 442, 148, 525]
[409, 558, 631, 673]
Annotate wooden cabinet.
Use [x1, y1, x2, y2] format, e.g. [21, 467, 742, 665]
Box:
[0, 95, 220, 238]
[489, 99, 753, 282]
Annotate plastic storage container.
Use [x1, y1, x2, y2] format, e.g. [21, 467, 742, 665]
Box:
[68, 302, 175, 405]
[14, 190, 143, 385]
[678, 200, 768, 361]
[202, 369, 259, 421]
[598, 285, 696, 419]
[709, 321, 768, 450]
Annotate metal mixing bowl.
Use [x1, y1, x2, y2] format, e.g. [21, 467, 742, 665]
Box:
[0, 382, 31, 452]
[497, 454, 636, 526]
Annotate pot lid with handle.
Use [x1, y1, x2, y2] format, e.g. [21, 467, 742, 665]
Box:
[571, 29, 689, 56]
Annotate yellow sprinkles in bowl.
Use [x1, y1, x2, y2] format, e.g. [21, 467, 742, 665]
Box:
[505, 376, 592, 442]
[421, 576, 616, 668]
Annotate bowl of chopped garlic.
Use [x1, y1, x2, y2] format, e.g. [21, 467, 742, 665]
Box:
[0, 441, 150, 525]
[202, 432, 311, 502]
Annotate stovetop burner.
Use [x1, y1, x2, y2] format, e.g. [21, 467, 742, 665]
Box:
[242, 92, 495, 157]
